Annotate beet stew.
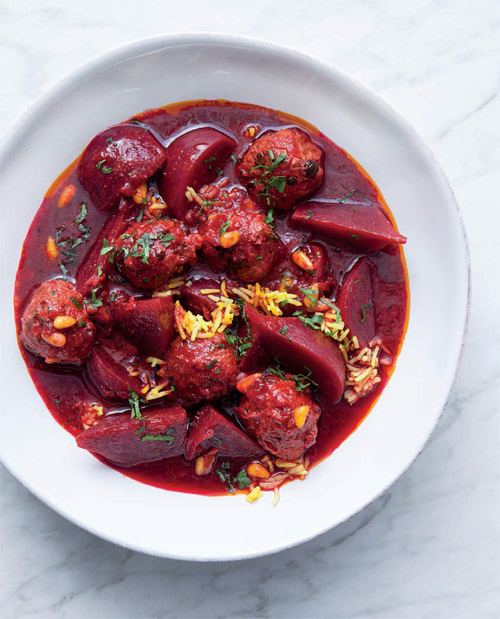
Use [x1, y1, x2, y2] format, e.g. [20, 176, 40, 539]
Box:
[14, 100, 409, 500]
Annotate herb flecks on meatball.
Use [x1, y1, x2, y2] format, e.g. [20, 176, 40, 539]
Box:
[20, 279, 96, 364]
[159, 332, 239, 405]
[237, 128, 324, 211]
[235, 372, 320, 461]
[198, 186, 278, 283]
[114, 219, 201, 289]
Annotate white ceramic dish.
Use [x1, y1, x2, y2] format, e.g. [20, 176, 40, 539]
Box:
[0, 33, 469, 561]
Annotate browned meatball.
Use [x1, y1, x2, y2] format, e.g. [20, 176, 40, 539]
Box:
[198, 186, 278, 283]
[20, 279, 96, 364]
[114, 219, 201, 289]
[237, 128, 324, 211]
[235, 373, 320, 460]
[160, 332, 239, 405]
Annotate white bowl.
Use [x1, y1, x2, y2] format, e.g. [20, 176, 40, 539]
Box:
[0, 33, 470, 561]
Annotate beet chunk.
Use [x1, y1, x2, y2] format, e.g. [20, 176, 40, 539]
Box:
[86, 332, 149, 400]
[110, 295, 174, 357]
[78, 124, 167, 213]
[179, 278, 220, 320]
[337, 257, 376, 349]
[243, 305, 346, 404]
[292, 201, 407, 251]
[76, 405, 186, 467]
[76, 211, 129, 296]
[159, 127, 236, 222]
[185, 404, 264, 460]
[235, 373, 320, 460]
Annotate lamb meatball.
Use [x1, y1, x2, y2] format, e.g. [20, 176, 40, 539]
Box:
[237, 128, 324, 211]
[20, 279, 96, 364]
[198, 186, 278, 283]
[235, 373, 320, 460]
[160, 332, 239, 405]
[114, 219, 201, 289]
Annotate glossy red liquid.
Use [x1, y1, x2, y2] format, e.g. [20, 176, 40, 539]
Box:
[14, 100, 409, 495]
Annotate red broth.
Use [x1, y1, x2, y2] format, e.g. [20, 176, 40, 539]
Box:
[14, 100, 409, 496]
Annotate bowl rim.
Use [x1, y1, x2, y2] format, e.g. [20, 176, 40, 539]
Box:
[0, 32, 471, 561]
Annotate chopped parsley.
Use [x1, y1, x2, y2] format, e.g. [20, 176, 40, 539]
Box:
[141, 429, 175, 444]
[219, 219, 231, 237]
[360, 301, 372, 324]
[100, 238, 114, 256]
[69, 296, 83, 310]
[306, 209, 312, 219]
[88, 286, 103, 309]
[106, 137, 117, 145]
[235, 470, 251, 489]
[293, 366, 318, 392]
[59, 263, 69, 280]
[298, 286, 319, 308]
[205, 359, 217, 370]
[128, 390, 144, 420]
[252, 151, 287, 205]
[349, 232, 360, 240]
[75, 202, 87, 224]
[216, 462, 251, 492]
[279, 325, 292, 342]
[96, 159, 113, 174]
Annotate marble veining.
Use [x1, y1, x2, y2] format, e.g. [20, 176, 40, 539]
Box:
[1, 0, 499, 617]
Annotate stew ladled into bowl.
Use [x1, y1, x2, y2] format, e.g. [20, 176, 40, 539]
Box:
[15, 100, 409, 502]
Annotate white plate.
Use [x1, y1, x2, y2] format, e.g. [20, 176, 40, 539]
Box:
[0, 33, 470, 561]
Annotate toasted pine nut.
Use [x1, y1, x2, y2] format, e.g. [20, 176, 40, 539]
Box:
[57, 184, 76, 208]
[220, 230, 239, 248]
[292, 250, 314, 272]
[279, 272, 293, 293]
[195, 454, 216, 476]
[303, 284, 319, 310]
[294, 405, 309, 428]
[45, 236, 58, 260]
[236, 373, 262, 393]
[42, 333, 66, 348]
[247, 462, 270, 479]
[53, 315, 77, 329]
[132, 182, 148, 204]
[140, 384, 150, 395]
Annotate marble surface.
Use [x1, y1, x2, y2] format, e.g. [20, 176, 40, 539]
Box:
[1, 0, 499, 617]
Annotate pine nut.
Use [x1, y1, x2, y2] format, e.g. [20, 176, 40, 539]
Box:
[53, 315, 77, 329]
[57, 184, 76, 208]
[42, 332, 66, 347]
[293, 405, 309, 428]
[247, 462, 270, 479]
[236, 373, 262, 393]
[220, 230, 239, 248]
[45, 236, 58, 260]
[132, 182, 148, 204]
[292, 250, 314, 272]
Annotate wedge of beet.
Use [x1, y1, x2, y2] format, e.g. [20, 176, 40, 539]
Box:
[76, 405, 186, 467]
[87, 346, 143, 400]
[292, 201, 407, 251]
[179, 278, 220, 320]
[159, 127, 236, 221]
[337, 258, 376, 349]
[110, 295, 174, 357]
[78, 124, 167, 213]
[76, 211, 129, 296]
[185, 404, 264, 460]
[244, 305, 346, 404]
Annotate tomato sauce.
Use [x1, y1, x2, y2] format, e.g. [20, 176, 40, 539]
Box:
[14, 100, 409, 496]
